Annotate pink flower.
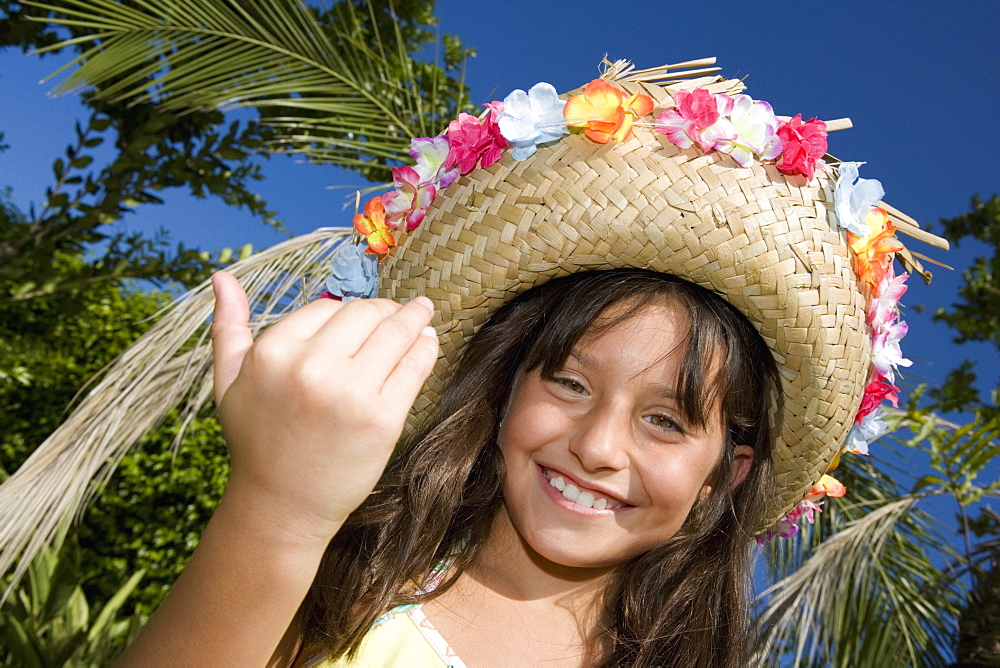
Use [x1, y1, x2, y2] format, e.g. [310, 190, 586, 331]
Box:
[776, 114, 828, 180]
[871, 320, 912, 382]
[856, 376, 900, 423]
[382, 166, 437, 231]
[756, 499, 823, 544]
[868, 265, 909, 333]
[788, 498, 822, 524]
[445, 103, 509, 175]
[655, 88, 733, 153]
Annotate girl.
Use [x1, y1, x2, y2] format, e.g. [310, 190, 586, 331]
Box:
[113, 60, 929, 666]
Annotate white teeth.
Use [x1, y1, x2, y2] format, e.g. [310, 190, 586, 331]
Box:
[544, 470, 617, 510]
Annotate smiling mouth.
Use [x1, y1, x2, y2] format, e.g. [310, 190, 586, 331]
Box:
[542, 468, 628, 510]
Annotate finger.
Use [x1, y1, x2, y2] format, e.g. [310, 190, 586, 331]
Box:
[349, 297, 436, 380]
[379, 324, 440, 408]
[262, 296, 345, 342]
[211, 271, 254, 404]
[312, 298, 405, 355]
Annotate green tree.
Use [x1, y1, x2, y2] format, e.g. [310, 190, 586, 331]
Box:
[1, 0, 278, 301]
[928, 194, 1000, 417]
[933, 194, 1000, 350]
[0, 241, 230, 617]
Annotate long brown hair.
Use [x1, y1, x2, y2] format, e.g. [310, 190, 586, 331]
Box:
[300, 269, 780, 666]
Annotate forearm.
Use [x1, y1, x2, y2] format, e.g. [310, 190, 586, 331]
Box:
[116, 478, 339, 666]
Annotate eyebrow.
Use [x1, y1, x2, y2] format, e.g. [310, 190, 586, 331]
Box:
[567, 350, 681, 400]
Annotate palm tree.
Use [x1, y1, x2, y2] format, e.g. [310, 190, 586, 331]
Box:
[753, 403, 1000, 666]
[31, 0, 472, 182]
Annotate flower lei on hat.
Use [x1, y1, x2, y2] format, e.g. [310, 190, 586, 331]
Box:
[324, 77, 912, 542]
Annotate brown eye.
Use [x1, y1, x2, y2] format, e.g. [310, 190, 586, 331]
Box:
[552, 377, 587, 394]
[645, 413, 681, 432]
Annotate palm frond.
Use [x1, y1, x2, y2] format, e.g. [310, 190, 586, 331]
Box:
[0, 227, 353, 600]
[753, 495, 962, 667]
[27, 0, 471, 177]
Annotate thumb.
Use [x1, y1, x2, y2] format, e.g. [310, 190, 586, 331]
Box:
[211, 271, 253, 404]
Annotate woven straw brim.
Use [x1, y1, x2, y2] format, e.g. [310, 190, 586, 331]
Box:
[380, 78, 870, 532]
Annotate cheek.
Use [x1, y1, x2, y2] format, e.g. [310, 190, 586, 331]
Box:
[499, 389, 569, 456]
[642, 454, 719, 512]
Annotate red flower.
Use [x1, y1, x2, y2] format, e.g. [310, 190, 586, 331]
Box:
[776, 114, 828, 180]
[856, 376, 900, 423]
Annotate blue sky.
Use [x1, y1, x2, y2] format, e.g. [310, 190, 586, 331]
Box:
[1, 2, 997, 483]
[2, 0, 996, 396]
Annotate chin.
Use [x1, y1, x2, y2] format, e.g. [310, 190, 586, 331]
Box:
[508, 514, 674, 573]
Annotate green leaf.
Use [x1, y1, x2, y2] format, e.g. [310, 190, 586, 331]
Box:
[39, 547, 80, 626]
[87, 569, 144, 642]
[912, 474, 944, 494]
[0, 616, 45, 668]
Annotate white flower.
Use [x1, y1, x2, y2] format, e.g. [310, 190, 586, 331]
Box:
[872, 320, 912, 382]
[834, 162, 885, 236]
[845, 408, 889, 455]
[498, 82, 568, 160]
[714, 95, 783, 168]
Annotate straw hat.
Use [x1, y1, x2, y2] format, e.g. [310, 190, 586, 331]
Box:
[338, 58, 943, 532]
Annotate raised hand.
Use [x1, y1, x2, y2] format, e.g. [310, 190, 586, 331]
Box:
[210, 270, 439, 545]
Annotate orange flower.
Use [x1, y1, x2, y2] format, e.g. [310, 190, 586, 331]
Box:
[564, 79, 654, 144]
[353, 196, 395, 259]
[806, 474, 847, 502]
[848, 207, 903, 287]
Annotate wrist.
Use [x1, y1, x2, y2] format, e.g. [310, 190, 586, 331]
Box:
[216, 473, 346, 556]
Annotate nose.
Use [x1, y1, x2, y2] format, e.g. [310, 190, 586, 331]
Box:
[567, 398, 631, 472]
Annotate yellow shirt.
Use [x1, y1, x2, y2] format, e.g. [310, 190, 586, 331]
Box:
[306, 604, 465, 668]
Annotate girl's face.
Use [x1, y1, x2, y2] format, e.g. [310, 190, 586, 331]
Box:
[498, 301, 732, 570]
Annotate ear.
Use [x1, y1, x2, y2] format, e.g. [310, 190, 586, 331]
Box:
[731, 444, 754, 488]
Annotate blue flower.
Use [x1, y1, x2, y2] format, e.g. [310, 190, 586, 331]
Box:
[834, 162, 885, 236]
[497, 82, 568, 160]
[325, 241, 379, 302]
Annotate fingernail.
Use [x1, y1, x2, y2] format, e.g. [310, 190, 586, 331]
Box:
[421, 326, 437, 339]
[413, 296, 434, 312]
